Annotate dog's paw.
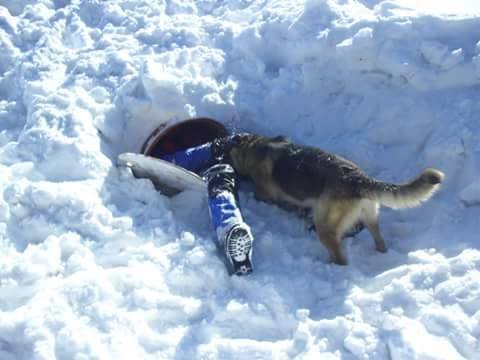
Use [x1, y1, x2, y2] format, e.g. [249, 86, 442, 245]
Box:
[332, 258, 348, 266]
[376, 244, 387, 253]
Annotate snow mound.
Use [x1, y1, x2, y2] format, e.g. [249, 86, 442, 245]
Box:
[0, 1, 479, 359]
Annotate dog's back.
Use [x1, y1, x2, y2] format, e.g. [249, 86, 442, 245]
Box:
[271, 142, 368, 201]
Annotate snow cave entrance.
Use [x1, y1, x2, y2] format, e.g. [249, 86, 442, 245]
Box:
[141, 117, 228, 158]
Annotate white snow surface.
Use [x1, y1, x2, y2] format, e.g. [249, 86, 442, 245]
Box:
[0, 0, 479, 359]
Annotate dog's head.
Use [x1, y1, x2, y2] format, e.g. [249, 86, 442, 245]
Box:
[227, 133, 258, 177]
[227, 134, 292, 178]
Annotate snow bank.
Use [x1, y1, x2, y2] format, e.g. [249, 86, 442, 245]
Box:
[0, 0, 479, 359]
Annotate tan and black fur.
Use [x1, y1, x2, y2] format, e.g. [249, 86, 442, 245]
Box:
[228, 134, 444, 265]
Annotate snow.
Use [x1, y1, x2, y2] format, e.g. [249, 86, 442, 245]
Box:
[0, 0, 479, 359]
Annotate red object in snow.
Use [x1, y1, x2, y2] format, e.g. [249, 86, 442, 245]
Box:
[141, 117, 229, 158]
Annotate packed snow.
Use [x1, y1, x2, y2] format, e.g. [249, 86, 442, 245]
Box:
[0, 0, 479, 359]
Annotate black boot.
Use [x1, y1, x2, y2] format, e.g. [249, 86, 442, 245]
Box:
[223, 223, 254, 275]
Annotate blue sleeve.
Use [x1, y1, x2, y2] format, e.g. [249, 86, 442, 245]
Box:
[160, 142, 214, 172]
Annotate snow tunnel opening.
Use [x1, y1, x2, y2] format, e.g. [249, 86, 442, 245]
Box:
[140, 117, 229, 158]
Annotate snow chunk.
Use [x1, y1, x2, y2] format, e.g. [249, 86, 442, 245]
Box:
[386, 317, 465, 360]
[460, 181, 480, 207]
[419, 41, 465, 70]
[178, 231, 196, 248]
[0, 28, 19, 74]
[344, 323, 378, 359]
[0, 7, 17, 33]
[336, 27, 377, 70]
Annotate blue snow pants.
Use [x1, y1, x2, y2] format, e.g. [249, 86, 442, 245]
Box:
[159, 142, 246, 245]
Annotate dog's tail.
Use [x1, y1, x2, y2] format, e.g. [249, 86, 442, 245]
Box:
[362, 168, 444, 209]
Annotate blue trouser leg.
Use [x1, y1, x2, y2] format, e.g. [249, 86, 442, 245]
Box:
[204, 163, 245, 244]
[159, 145, 253, 274]
[159, 144, 245, 238]
[205, 163, 254, 275]
[160, 142, 214, 173]
[159, 145, 247, 242]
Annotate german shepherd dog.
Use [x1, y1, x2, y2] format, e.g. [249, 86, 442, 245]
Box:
[227, 134, 444, 265]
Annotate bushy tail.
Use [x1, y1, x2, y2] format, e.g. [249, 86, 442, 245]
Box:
[362, 168, 444, 209]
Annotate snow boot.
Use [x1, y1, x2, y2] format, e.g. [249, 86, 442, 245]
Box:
[223, 223, 254, 275]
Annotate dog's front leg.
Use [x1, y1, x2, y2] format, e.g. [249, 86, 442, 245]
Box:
[313, 203, 349, 265]
[253, 181, 273, 203]
[317, 228, 348, 265]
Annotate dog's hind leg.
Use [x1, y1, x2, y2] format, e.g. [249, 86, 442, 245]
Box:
[362, 201, 387, 253]
[313, 201, 352, 265]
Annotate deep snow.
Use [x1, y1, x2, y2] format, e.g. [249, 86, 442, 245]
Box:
[0, 0, 479, 359]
